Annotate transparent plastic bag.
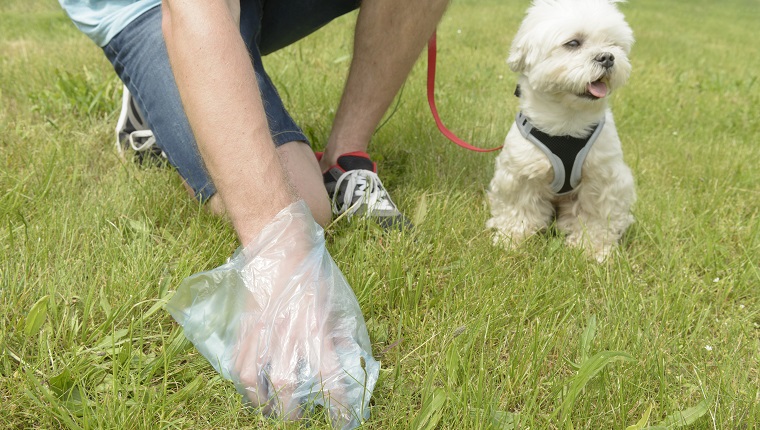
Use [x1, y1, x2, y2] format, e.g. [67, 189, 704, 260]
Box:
[166, 200, 380, 428]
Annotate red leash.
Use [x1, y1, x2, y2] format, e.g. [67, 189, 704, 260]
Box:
[427, 31, 503, 153]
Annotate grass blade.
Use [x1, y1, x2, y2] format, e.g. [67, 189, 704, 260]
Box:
[648, 398, 711, 429]
[24, 295, 50, 337]
[579, 315, 597, 363]
[555, 350, 636, 421]
[626, 403, 653, 430]
[411, 388, 447, 430]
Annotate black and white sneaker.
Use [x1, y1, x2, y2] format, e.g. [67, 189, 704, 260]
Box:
[115, 85, 165, 161]
[321, 151, 413, 230]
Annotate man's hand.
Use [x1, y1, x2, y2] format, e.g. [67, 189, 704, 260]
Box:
[167, 201, 379, 428]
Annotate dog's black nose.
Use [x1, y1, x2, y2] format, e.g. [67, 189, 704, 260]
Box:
[595, 52, 615, 69]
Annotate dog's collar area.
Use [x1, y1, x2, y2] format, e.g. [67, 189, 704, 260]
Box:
[515, 112, 605, 194]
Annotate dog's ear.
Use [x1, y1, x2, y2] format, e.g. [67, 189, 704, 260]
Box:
[507, 44, 526, 73]
[507, 33, 537, 74]
[507, 5, 544, 74]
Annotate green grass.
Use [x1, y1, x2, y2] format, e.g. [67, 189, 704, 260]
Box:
[2, 0, 758, 428]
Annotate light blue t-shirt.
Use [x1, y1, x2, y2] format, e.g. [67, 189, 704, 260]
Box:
[59, 0, 161, 47]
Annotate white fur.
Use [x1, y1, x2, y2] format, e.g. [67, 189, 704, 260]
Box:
[487, 0, 636, 261]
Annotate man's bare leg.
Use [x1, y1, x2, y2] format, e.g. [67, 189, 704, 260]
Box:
[203, 141, 330, 228]
[319, 0, 450, 170]
[276, 142, 331, 226]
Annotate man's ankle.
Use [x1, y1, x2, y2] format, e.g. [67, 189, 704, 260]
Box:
[319, 145, 370, 170]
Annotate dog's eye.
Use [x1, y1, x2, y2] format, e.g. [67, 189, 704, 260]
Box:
[564, 39, 581, 48]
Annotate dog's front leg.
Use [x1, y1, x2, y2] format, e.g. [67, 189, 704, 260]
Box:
[487, 150, 555, 249]
[557, 164, 636, 261]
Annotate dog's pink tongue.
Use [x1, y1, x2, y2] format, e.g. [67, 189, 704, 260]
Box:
[587, 81, 608, 98]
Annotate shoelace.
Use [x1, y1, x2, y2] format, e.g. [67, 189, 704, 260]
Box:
[125, 98, 158, 153]
[128, 129, 157, 152]
[332, 170, 398, 216]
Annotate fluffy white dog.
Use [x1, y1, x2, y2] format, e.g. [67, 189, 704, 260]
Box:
[487, 0, 636, 261]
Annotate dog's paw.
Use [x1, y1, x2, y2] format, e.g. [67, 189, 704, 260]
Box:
[566, 232, 616, 262]
[491, 230, 520, 250]
[589, 244, 615, 263]
[488, 223, 535, 251]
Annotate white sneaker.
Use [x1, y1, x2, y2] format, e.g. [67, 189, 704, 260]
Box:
[323, 152, 413, 230]
[114, 85, 165, 159]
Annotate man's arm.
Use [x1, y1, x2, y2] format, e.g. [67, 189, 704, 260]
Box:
[161, 0, 297, 246]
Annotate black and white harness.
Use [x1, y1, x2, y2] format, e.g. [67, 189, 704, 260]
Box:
[514, 87, 605, 195]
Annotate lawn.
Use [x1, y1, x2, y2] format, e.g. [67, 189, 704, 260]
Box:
[1, 0, 758, 428]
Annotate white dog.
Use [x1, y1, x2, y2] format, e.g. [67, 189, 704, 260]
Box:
[486, 0, 636, 261]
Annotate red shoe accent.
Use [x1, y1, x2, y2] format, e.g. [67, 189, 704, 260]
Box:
[318, 151, 376, 173]
[339, 151, 371, 159]
[316, 151, 371, 161]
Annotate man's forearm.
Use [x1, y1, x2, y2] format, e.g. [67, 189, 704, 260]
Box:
[161, 0, 297, 245]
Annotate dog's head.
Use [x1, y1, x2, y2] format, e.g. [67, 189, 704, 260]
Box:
[508, 0, 634, 103]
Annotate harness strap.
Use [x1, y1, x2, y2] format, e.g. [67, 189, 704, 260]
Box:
[515, 112, 605, 194]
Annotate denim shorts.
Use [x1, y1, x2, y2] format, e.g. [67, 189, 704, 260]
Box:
[103, 0, 360, 201]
